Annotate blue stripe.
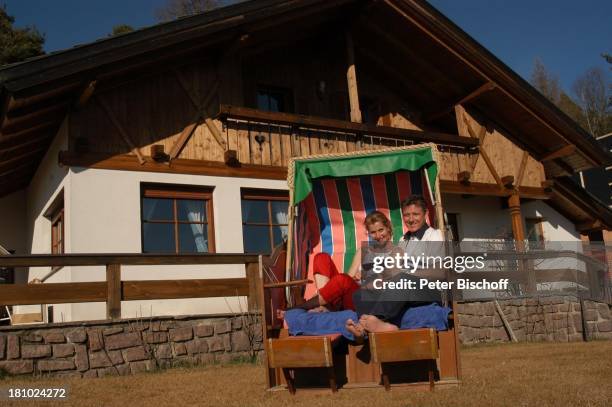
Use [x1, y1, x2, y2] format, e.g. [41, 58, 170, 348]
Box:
[312, 180, 333, 254]
[410, 170, 423, 195]
[359, 176, 376, 214]
[359, 176, 376, 243]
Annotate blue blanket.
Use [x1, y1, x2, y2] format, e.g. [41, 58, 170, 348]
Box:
[284, 309, 359, 341]
[400, 303, 451, 331]
[284, 303, 451, 341]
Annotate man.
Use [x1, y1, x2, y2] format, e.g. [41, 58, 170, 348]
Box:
[398, 195, 444, 252]
[350, 195, 447, 337]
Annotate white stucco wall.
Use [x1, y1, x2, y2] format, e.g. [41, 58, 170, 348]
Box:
[442, 194, 512, 240]
[0, 189, 27, 256]
[520, 200, 581, 242]
[441, 194, 585, 299]
[442, 194, 581, 243]
[15, 118, 71, 320]
[66, 167, 288, 321]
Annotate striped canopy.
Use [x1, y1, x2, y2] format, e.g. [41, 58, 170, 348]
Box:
[288, 146, 440, 298]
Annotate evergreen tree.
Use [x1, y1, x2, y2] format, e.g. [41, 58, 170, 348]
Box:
[110, 24, 134, 36]
[0, 5, 44, 66]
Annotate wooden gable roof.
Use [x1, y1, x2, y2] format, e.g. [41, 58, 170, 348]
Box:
[0, 0, 609, 202]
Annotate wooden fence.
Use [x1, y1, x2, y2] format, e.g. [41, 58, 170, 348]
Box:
[0, 254, 262, 320]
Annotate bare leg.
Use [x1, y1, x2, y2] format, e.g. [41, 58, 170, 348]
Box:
[359, 314, 399, 333]
[276, 309, 285, 320]
[345, 319, 366, 343]
[315, 274, 330, 290]
[308, 305, 329, 313]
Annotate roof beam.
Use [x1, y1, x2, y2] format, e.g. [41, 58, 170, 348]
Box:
[0, 121, 57, 148]
[0, 146, 47, 174]
[383, 0, 601, 167]
[440, 180, 550, 200]
[515, 150, 529, 187]
[74, 80, 97, 110]
[423, 82, 496, 123]
[58, 151, 287, 180]
[170, 69, 224, 158]
[1, 102, 68, 134]
[541, 144, 576, 162]
[95, 95, 145, 164]
[345, 30, 362, 124]
[0, 134, 52, 159]
[463, 114, 503, 188]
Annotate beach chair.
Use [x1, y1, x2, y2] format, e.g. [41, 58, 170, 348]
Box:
[261, 144, 461, 393]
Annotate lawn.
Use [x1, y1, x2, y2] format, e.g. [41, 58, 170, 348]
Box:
[1, 341, 611, 407]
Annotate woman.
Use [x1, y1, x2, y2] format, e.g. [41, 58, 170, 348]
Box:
[291, 211, 401, 313]
[279, 211, 409, 339]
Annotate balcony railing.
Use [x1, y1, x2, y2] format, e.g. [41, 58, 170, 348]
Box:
[0, 253, 263, 321]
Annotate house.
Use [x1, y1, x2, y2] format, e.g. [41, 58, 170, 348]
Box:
[0, 0, 610, 323]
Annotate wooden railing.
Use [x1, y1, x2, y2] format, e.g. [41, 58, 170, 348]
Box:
[218, 104, 480, 150]
[0, 254, 262, 320]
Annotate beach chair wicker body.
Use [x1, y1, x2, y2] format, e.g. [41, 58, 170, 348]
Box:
[262, 145, 461, 393]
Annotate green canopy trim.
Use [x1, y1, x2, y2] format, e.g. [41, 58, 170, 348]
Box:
[292, 147, 438, 205]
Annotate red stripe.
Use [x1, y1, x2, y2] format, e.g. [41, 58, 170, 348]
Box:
[371, 175, 390, 220]
[396, 171, 412, 234]
[322, 179, 346, 273]
[347, 177, 368, 246]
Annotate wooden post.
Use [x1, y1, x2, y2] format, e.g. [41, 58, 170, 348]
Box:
[106, 264, 121, 319]
[508, 192, 525, 242]
[345, 31, 362, 124]
[508, 192, 534, 293]
[246, 261, 262, 311]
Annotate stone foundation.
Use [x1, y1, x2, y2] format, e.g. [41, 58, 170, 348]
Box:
[457, 296, 612, 344]
[0, 314, 262, 378]
[1, 296, 610, 378]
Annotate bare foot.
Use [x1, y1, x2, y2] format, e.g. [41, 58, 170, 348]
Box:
[276, 309, 285, 320]
[345, 319, 365, 343]
[359, 314, 399, 333]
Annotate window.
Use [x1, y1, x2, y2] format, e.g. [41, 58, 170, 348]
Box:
[51, 208, 64, 254]
[525, 218, 545, 246]
[256, 86, 293, 113]
[241, 189, 289, 254]
[141, 185, 214, 253]
[45, 193, 65, 255]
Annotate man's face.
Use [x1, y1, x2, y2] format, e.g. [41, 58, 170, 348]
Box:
[402, 204, 427, 233]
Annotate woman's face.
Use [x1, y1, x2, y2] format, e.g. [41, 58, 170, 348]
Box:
[367, 221, 392, 244]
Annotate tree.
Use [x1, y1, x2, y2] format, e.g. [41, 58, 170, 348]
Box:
[0, 5, 44, 66]
[530, 58, 561, 104]
[155, 0, 222, 22]
[603, 53, 612, 110]
[572, 67, 611, 138]
[110, 24, 134, 36]
[530, 58, 590, 131]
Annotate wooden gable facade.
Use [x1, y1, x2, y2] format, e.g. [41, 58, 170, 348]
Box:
[1, 0, 611, 237]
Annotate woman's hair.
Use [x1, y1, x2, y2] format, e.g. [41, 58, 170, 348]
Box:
[364, 211, 392, 233]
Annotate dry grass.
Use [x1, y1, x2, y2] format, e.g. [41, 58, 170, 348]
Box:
[1, 341, 611, 407]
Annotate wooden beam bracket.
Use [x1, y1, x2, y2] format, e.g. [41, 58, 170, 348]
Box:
[96, 95, 145, 164]
[457, 171, 471, 185]
[501, 175, 514, 189]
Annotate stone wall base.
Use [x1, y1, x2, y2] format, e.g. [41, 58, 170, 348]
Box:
[0, 314, 262, 378]
[457, 296, 611, 344]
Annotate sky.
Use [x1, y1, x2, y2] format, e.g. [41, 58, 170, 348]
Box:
[3, 0, 611, 93]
